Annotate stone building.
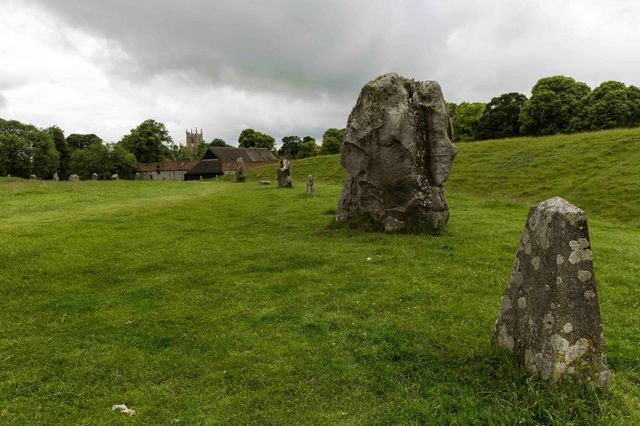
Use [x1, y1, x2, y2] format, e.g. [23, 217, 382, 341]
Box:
[186, 128, 204, 153]
[136, 159, 222, 181]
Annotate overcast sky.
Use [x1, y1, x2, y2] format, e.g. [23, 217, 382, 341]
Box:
[1, 0, 640, 146]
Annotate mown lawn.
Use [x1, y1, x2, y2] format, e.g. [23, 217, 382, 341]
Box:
[0, 172, 638, 424]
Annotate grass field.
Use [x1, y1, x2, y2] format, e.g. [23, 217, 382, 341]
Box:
[1, 129, 639, 424]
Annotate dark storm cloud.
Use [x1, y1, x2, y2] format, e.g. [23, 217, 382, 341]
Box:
[24, 0, 450, 98]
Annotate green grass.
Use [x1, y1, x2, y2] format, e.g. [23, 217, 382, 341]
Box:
[1, 129, 639, 424]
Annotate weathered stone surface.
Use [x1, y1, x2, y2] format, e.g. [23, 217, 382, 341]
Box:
[235, 158, 245, 182]
[53, 173, 59, 181]
[336, 73, 456, 232]
[68, 174, 79, 182]
[91, 173, 99, 181]
[278, 159, 292, 188]
[306, 175, 314, 195]
[494, 197, 609, 388]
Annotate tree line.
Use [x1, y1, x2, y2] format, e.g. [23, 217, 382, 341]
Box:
[0, 117, 346, 180]
[448, 76, 640, 142]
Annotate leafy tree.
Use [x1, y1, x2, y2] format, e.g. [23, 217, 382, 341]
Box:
[69, 142, 110, 179]
[475, 93, 527, 140]
[238, 128, 275, 150]
[0, 118, 59, 178]
[66, 133, 102, 151]
[446, 103, 458, 119]
[108, 144, 137, 179]
[0, 134, 30, 177]
[278, 135, 302, 158]
[119, 119, 172, 163]
[209, 138, 227, 147]
[571, 81, 640, 132]
[193, 142, 208, 159]
[297, 139, 319, 158]
[46, 126, 69, 178]
[520, 76, 590, 136]
[451, 102, 485, 141]
[31, 132, 60, 178]
[320, 128, 345, 155]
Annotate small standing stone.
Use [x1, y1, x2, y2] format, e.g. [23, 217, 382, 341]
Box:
[135, 172, 141, 180]
[235, 158, 245, 182]
[493, 197, 609, 388]
[306, 175, 314, 195]
[68, 174, 79, 182]
[91, 173, 99, 181]
[111, 174, 119, 180]
[278, 160, 292, 188]
[30, 174, 37, 180]
[53, 173, 59, 181]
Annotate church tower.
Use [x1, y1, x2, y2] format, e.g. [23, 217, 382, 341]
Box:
[186, 127, 204, 153]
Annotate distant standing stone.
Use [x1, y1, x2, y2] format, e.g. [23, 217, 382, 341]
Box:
[111, 174, 119, 180]
[336, 73, 456, 232]
[235, 158, 245, 182]
[68, 174, 79, 182]
[135, 172, 141, 180]
[306, 175, 314, 195]
[92, 173, 99, 181]
[30, 174, 37, 180]
[259, 180, 271, 185]
[493, 197, 609, 388]
[53, 173, 59, 181]
[278, 159, 292, 188]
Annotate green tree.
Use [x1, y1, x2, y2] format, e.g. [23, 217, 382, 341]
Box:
[572, 81, 640, 132]
[520, 76, 591, 136]
[31, 132, 60, 179]
[209, 138, 227, 147]
[0, 134, 30, 177]
[451, 102, 485, 141]
[238, 128, 275, 150]
[0, 118, 59, 178]
[320, 128, 345, 155]
[69, 142, 110, 179]
[46, 126, 69, 178]
[119, 119, 172, 163]
[109, 144, 137, 179]
[66, 133, 102, 151]
[297, 139, 319, 158]
[193, 142, 208, 159]
[278, 135, 302, 158]
[475, 93, 527, 140]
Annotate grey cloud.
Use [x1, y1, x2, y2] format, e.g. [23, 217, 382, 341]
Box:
[0, 92, 7, 109]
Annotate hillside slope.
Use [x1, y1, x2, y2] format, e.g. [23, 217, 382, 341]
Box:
[251, 128, 640, 225]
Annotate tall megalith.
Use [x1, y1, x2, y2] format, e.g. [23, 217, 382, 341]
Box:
[336, 73, 456, 232]
[494, 197, 609, 388]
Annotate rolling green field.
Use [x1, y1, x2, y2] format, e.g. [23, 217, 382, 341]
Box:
[1, 128, 639, 424]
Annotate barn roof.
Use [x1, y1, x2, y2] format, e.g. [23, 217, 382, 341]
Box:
[136, 160, 199, 172]
[204, 147, 278, 163]
[185, 159, 223, 175]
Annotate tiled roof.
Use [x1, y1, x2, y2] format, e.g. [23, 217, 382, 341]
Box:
[204, 147, 278, 163]
[136, 160, 199, 172]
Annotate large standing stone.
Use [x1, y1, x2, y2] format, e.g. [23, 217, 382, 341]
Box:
[306, 175, 314, 196]
[336, 73, 457, 232]
[235, 158, 245, 182]
[493, 197, 609, 388]
[278, 160, 292, 188]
